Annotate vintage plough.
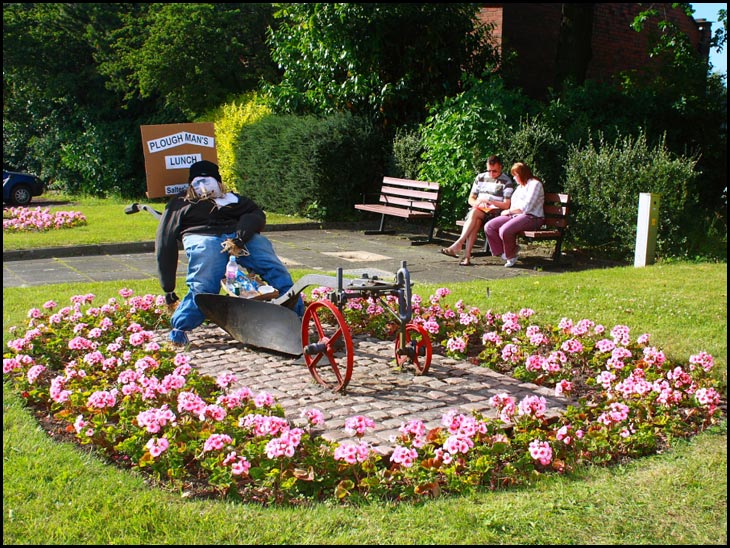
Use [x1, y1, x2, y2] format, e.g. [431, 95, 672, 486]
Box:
[126, 203, 432, 392]
[196, 261, 432, 392]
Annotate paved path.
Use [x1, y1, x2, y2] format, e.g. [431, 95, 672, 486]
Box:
[3, 225, 578, 289]
[179, 325, 567, 454]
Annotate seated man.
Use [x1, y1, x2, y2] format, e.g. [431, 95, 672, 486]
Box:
[441, 155, 515, 265]
[156, 160, 304, 347]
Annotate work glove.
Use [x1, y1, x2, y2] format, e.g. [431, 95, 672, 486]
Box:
[165, 292, 179, 306]
[220, 238, 250, 257]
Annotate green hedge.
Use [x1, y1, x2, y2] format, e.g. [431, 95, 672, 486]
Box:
[564, 132, 700, 258]
[231, 112, 387, 221]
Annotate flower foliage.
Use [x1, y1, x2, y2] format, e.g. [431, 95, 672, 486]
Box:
[3, 206, 88, 232]
[3, 287, 723, 505]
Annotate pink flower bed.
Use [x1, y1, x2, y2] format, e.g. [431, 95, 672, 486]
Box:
[3, 206, 87, 232]
[3, 288, 723, 505]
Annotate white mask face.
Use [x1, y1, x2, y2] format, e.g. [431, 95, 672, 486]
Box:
[190, 176, 222, 199]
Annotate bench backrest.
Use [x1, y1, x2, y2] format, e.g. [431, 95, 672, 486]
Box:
[541, 192, 570, 230]
[379, 176, 441, 213]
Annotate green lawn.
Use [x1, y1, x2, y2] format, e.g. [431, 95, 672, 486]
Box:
[2, 196, 727, 544]
[2, 192, 314, 250]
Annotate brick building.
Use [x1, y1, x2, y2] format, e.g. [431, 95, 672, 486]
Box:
[477, 3, 712, 98]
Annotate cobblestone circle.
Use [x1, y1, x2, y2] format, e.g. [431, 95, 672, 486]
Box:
[170, 324, 569, 455]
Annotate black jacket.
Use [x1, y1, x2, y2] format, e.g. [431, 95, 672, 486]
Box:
[155, 193, 266, 293]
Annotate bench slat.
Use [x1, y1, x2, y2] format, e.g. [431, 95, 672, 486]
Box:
[543, 204, 569, 216]
[382, 176, 440, 192]
[378, 195, 438, 212]
[354, 204, 435, 219]
[541, 217, 569, 229]
[522, 230, 562, 238]
[380, 185, 440, 202]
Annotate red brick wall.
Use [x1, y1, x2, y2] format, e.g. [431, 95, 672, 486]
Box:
[476, 3, 711, 98]
[478, 5, 504, 55]
[588, 3, 707, 82]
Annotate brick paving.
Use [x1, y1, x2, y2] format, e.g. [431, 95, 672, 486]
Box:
[174, 324, 569, 455]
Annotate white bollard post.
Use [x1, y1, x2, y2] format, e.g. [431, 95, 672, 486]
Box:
[634, 193, 661, 267]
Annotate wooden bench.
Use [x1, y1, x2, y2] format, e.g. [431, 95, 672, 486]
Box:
[455, 192, 571, 261]
[520, 192, 571, 261]
[354, 176, 441, 244]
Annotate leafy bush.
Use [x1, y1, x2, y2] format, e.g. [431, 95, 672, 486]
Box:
[388, 127, 425, 179]
[542, 80, 654, 153]
[232, 112, 387, 221]
[56, 117, 144, 198]
[205, 92, 272, 187]
[418, 78, 540, 225]
[542, 78, 727, 236]
[501, 116, 568, 194]
[564, 132, 699, 258]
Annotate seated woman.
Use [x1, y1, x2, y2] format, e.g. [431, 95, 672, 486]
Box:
[485, 162, 545, 268]
[440, 155, 515, 266]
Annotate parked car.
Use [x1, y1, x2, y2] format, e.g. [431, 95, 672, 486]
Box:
[3, 169, 45, 206]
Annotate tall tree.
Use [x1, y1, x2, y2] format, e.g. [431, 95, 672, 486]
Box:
[3, 3, 134, 180]
[626, 3, 727, 212]
[263, 3, 499, 132]
[98, 3, 277, 118]
[3, 3, 278, 195]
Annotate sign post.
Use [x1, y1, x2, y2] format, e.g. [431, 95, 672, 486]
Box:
[634, 193, 660, 267]
[140, 123, 217, 198]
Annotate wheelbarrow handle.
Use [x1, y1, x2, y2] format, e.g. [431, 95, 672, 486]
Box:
[124, 203, 162, 220]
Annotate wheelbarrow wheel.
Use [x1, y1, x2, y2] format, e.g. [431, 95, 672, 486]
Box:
[301, 300, 354, 392]
[394, 323, 432, 375]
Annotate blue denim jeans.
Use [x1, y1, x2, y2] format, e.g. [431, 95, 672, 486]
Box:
[169, 232, 304, 344]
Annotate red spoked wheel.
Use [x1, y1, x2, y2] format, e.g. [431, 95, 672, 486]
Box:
[301, 300, 354, 392]
[394, 323, 432, 375]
